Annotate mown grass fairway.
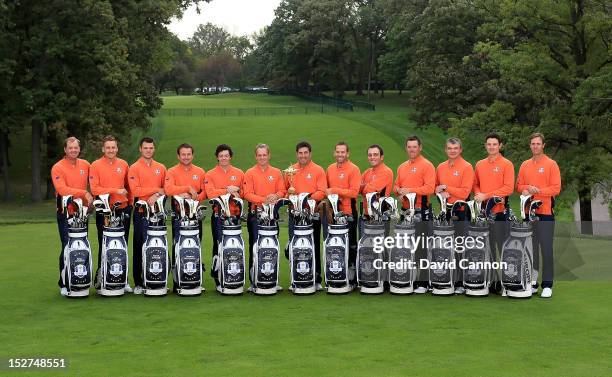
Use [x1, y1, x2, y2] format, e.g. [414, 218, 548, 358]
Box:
[1, 93, 610, 376]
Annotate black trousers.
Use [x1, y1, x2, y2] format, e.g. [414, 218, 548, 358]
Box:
[288, 215, 322, 284]
[95, 205, 132, 269]
[533, 214, 555, 288]
[132, 209, 147, 287]
[56, 213, 70, 288]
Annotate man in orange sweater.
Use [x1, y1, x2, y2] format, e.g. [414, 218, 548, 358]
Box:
[51, 136, 92, 296]
[394, 135, 436, 293]
[205, 144, 245, 289]
[360, 144, 393, 206]
[128, 137, 166, 294]
[243, 143, 286, 288]
[516, 132, 561, 298]
[326, 141, 361, 284]
[89, 135, 133, 291]
[473, 132, 514, 293]
[435, 137, 474, 294]
[164, 143, 207, 274]
[286, 141, 327, 289]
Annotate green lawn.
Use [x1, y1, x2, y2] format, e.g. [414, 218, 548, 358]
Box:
[0, 223, 610, 377]
[1, 93, 609, 376]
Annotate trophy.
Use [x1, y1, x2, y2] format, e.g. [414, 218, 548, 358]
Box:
[283, 163, 299, 195]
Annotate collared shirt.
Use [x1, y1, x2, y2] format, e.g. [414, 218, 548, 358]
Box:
[89, 156, 129, 207]
[51, 157, 90, 212]
[128, 158, 166, 202]
[287, 161, 327, 202]
[436, 156, 474, 204]
[361, 163, 393, 215]
[243, 164, 286, 209]
[516, 154, 561, 215]
[473, 155, 514, 214]
[327, 160, 361, 213]
[164, 164, 207, 202]
[394, 155, 435, 209]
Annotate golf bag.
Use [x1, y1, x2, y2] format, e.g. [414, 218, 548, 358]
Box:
[211, 194, 246, 295]
[287, 193, 318, 295]
[251, 200, 289, 295]
[322, 194, 352, 294]
[172, 196, 205, 296]
[356, 192, 398, 294]
[137, 196, 170, 296]
[500, 195, 542, 298]
[462, 223, 492, 296]
[93, 194, 128, 297]
[61, 196, 93, 297]
[387, 193, 419, 295]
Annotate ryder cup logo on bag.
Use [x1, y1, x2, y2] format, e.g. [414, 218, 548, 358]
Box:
[296, 261, 310, 274]
[228, 262, 241, 276]
[74, 264, 87, 278]
[330, 261, 342, 274]
[110, 263, 123, 276]
[150, 261, 162, 274]
[261, 262, 274, 275]
[184, 262, 197, 275]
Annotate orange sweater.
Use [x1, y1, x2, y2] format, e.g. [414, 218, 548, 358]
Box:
[361, 163, 393, 215]
[394, 155, 435, 209]
[128, 158, 166, 202]
[286, 161, 327, 202]
[89, 157, 129, 207]
[51, 157, 90, 202]
[164, 164, 207, 202]
[204, 165, 245, 199]
[243, 164, 286, 209]
[473, 155, 514, 214]
[327, 161, 361, 213]
[436, 157, 474, 204]
[516, 155, 561, 215]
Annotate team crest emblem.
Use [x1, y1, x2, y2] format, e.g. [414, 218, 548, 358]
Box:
[192, 175, 198, 180]
[116, 167, 122, 173]
[538, 167, 545, 173]
[411, 167, 417, 173]
[79, 169, 85, 175]
[230, 175, 236, 181]
[493, 167, 500, 173]
[339, 173, 345, 179]
[306, 173, 312, 179]
[155, 169, 160, 175]
[453, 170, 459, 176]
[268, 175, 274, 181]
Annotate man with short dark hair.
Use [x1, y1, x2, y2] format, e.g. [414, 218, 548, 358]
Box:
[394, 135, 435, 293]
[517, 132, 561, 298]
[52, 137, 92, 296]
[89, 135, 132, 292]
[326, 142, 361, 285]
[128, 137, 166, 295]
[286, 140, 327, 290]
[205, 144, 245, 291]
[164, 143, 207, 278]
[473, 132, 514, 293]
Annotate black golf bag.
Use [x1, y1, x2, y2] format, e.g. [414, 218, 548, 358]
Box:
[97, 226, 129, 296]
[251, 224, 281, 295]
[463, 223, 492, 296]
[356, 222, 386, 294]
[428, 222, 455, 295]
[173, 224, 203, 296]
[289, 224, 317, 294]
[63, 226, 93, 297]
[324, 223, 351, 294]
[215, 224, 246, 295]
[388, 221, 417, 294]
[500, 222, 536, 298]
[142, 224, 169, 296]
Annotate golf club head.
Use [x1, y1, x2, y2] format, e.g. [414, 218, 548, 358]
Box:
[173, 195, 186, 219]
[307, 199, 316, 215]
[73, 198, 84, 220]
[273, 198, 291, 220]
[385, 197, 398, 219]
[288, 195, 299, 211]
[61, 195, 73, 217]
[436, 193, 447, 218]
[450, 200, 468, 218]
[467, 200, 476, 223]
[520, 194, 532, 221]
[298, 193, 311, 213]
[154, 195, 166, 215]
[529, 200, 543, 221]
[98, 194, 111, 211]
[219, 193, 232, 218]
[260, 203, 270, 221]
[404, 193, 417, 217]
[365, 192, 379, 217]
[484, 196, 502, 220]
[327, 194, 340, 217]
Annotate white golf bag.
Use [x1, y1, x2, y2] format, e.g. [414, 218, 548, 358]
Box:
[61, 196, 93, 297]
[93, 194, 128, 297]
[356, 192, 398, 294]
[500, 195, 542, 298]
[322, 194, 353, 294]
[137, 196, 170, 296]
[211, 194, 246, 295]
[172, 196, 205, 296]
[287, 193, 318, 295]
[251, 200, 289, 295]
[388, 193, 419, 294]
